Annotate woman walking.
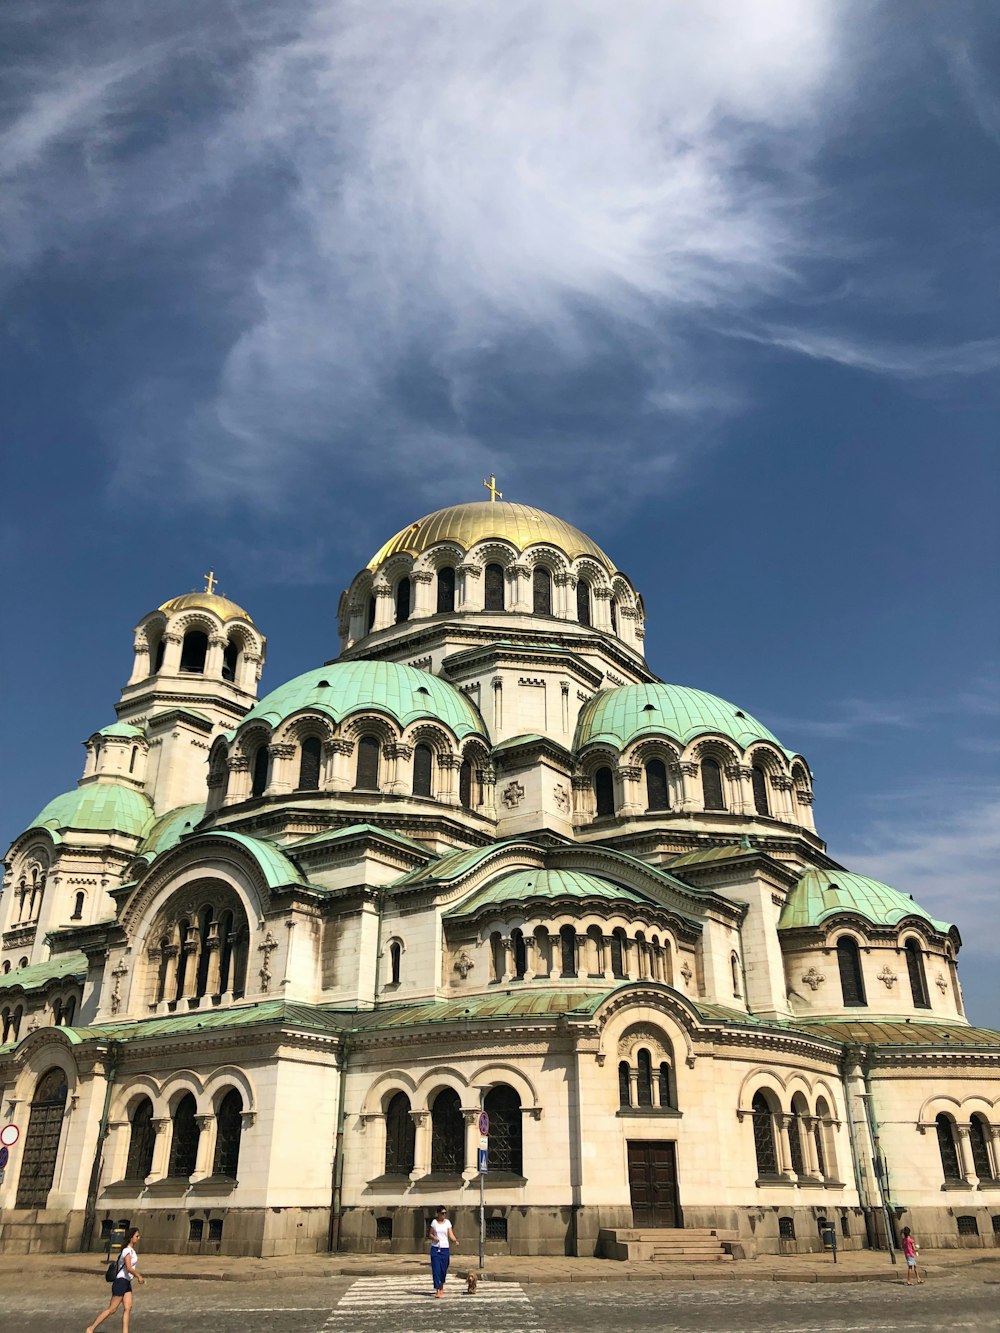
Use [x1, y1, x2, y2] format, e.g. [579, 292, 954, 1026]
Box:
[901, 1226, 923, 1285]
[428, 1205, 458, 1298]
[86, 1226, 146, 1332]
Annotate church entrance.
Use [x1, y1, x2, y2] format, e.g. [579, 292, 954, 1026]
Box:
[15, 1067, 68, 1209]
[627, 1140, 680, 1227]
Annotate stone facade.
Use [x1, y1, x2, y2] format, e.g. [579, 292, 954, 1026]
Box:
[1, 503, 998, 1260]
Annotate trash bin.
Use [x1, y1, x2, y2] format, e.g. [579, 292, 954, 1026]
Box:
[818, 1219, 838, 1262]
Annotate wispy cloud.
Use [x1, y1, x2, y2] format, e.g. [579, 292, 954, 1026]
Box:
[774, 676, 1000, 741]
[731, 325, 1000, 379]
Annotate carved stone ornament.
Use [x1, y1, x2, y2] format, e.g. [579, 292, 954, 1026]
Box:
[553, 783, 570, 813]
[679, 961, 693, 985]
[877, 965, 897, 989]
[109, 959, 129, 1016]
[801, 967, 825, 992]
[502, 781, 525, 809]
[935, 973, 949, 993]
[258, 930, 279, 993]
[454, 951, 475, 979]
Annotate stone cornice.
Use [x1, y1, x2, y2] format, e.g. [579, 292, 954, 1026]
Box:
[440, 643, 606, 690]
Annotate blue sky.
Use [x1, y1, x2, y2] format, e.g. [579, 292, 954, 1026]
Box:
[2, 2, 998, 1021]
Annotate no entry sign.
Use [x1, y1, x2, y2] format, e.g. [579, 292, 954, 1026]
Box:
[0, 1124, 19, 1148]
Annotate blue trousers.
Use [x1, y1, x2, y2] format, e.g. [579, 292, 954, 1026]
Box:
[430, 1245, 450, 1290]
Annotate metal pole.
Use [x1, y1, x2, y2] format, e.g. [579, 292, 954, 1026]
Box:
[478, 1086, 485, 1272]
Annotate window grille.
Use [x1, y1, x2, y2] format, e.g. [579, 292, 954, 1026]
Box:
[840, 1215, 850, 1238]
[594, 767, 615, 817]
[298, 737, 322, 790]
[936, 1114, 962, 1181]
[385, 1092, 416, 1175]
[484, 1085, 522, 1175]
[618, 1061, 631, 1108]
[576, 580, 591, 626]
[992, 1215, 1000, 1236]
[701, 758, 725, 810]
[610, 932, 626, 978]
[485, 1217, 508, 1242]
[208, 1219, 223, 1243]
[430, 1089, 464, 1172]
[436, 567, 456, 613]
[213, 1090, 243, 1178]
[560, 926, 577, 977]
[904, 939, 930, 1009]
[836, 937, 867, 1007]
[956, 1215, 979, 1237]
[645, 760, 669, 811]
[376, 1216, 393, 1240]
[778, 1217, 795, 1240]
[355, 736, 380, 790]
[532, 567, 552, 615]
[459, 759, 473, 808]
[636, 1050, 653, 1108]
[788, 1109, 806, 1177]
[484, 563, 505, 611]
[751, 765, 769, 816]
[188, 1219, 204, 1242]
[970, 1117, 994, 1181]
[412, 744, 433, 797]
[169, 1094, 200, 1178]
[125, 1098, 156, 1181]
[751, 1092, 778, 1177]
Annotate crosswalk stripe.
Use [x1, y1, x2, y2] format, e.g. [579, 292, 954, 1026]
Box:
[322, 1274, 545, 1331]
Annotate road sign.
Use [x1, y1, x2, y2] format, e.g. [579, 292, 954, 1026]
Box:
[478, 1111, 489, 1135]
[477, 1147, 488, 1173]
[479, 1135, 488, 1150]
[0, 1146, 8, 1170]
[0, 1124, 19, 1148]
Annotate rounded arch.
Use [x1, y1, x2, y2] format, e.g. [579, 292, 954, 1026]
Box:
[412, 1065, 470, 1111]
[113, 1075, 166, 1122]
[359, 1069, 419, 1118]
[205, 1065, 257, 1114]
[469, 1062, 541, 1114]
[737, 1067, 789, 1112]
[160, 1069, 208, 1115]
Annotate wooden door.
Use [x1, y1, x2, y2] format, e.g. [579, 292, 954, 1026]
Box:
[16, 1068, 68, 1209]
[627, 1140, 679, 1227]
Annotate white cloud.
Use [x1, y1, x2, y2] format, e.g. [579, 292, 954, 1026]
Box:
[733, 325, 1000, 378]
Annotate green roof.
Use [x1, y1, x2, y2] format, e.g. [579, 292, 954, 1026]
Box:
[491, 733, 548, 752]
[575, 682, 791, 755]
[669, 845, 753, 867]
[791, 1018, 1000, 1048]
[446, 867, 652, 918]
[0, 952, 87, 996]
[235, 661, 487, 742]
[778, 869, 951, 934]
[288, 823, 431, 856]
[138, 804, 205, 859]
[351, 989, 611, 1029]
[393, 841, 519, 887]
[195, 831, 309, 889]
[96, 723, 145, 739]
[28, 783, 154, 840]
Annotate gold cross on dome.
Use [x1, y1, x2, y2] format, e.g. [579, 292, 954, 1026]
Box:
[203, 569, 218, 595]
[483, 473, 503, 503]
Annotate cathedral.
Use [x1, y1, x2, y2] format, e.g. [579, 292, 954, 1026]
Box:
[1, 497, 998, 1260]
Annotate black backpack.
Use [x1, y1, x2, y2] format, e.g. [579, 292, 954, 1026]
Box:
[105, 1251, 125, 1283]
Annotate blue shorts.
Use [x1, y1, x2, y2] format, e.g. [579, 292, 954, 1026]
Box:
[111, 1277, 132, 1296]
[905, 1256, 916, 1268]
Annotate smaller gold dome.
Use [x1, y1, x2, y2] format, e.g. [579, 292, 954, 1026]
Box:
[368, 501, 615, 571]
[159, 592, 253, 622]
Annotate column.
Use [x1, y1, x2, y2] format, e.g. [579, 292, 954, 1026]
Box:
[492, 676, 503, 734]
[802, 1117, 821, 1177]
[770, 773, 794, 821]
[226, 755, 251, 804]
[409, 1110, 431, 1179]
[348, 598, 366, 645]
[267, 742, 296, 794]
[462, 1109, 480, 1180]
[457, 563, 481, 612]
[160, 631, 183, 674]
[592, 585, 614, 630]
[617, 765, 643, 816]
[204, 926, 222, 997]
[372, 584, 395, 631]
[191, 1115, 216, 1182]
[437, 754, 461, 805]
[500, 936, 514, 983]
[955, 1125, 979, 1185]
[776, 1114, 797, 1180]
[410, 570, 434, 619]
[384, 743, 412, 796]
[148, 1118, 172, 1182]
[671, 760, 699, 812]
[105, 1119, 131, 1183]
[128, 637, 150, 685]
[325, 739, 355, 791]
[480, 764, 497, 818]
[510, 563, 531, 611]
[160, 945, 180, 1008]
[586, 933, 603, 978]
[206, 634, 227, 678]
[181, 928, 200, 1001]
[523, 934, 537, 982]
[726, 764, 754, 815]
[795, 787, 817, 833]
[553, 572, 576, 620]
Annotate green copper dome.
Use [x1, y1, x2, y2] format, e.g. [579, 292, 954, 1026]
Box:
[95, 722, 145, 739]
[237, 661, 487, 742]
[575, 682, 789, 754]
[138, 803, 206, 859]
[29, 782, 154, 840]
[446, 867, 653, 918]
[778, 869, 952, 934]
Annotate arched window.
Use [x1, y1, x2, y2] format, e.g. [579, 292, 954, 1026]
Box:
[751, 765, 769, 816]
[936, 1113, 961, 1182]
[904, 938, 930, 1009]
[610, 599, 618, 634]
[645, 760, 669, 811]
[813, 1097, 831, 1178]
[970, 1115, 995, 1182]
[129, 745, 138, 773]
[751, 1091, 779, 1178]
[533, 926, 552, 977]
[484, 563, 505, 611]
[576, 579, 591, 626]
[436, 567, 456, 614]
[72, 891, 85, 920]
[511, 928, 527, 979]
[1, 960, 9, 974]
[389, 941, 402, 985]
[194, 906, 215, 998]
[532, 567, 552, 615]
[395, 577, 411, 623]
[658, 1062, 676, 1110]
[485, 1084, 522, 1175]
[298, 736, 322, 790]
[168, 1093, 200, 1178]
[430, 1088, 464, 1173]
[594, 766, 615, 817]
[836, 937, 867, 1007]
[174, 918, 191, 1000]
[701, 757, 725, 810]
[611, 928, 627, 979]
[366, 595, 376, 632]
[251, 744, 269, 798]
[412, 743, 433, 797]
[731, 952, 741, 996]
[636, 1049, 653, 1107]
[384, 1092, 415, 1175]
[490, 931, 505, 983]
[180, 630, 208, 674]
[222, 640, 239, 682]
[63, 996, 76, 1025]
[459, 759, 473, 809]
[618, 1060, 631, 1108]
[560, 925, 577, 977]
[16, 1067, 69, 1208]
[152, 635, 165, 674]
[788, 1096, 807, 1177]
[355, 736, 380, 790]
[125, 1098, 156, 1182]
[213, 1089, 243, 1178]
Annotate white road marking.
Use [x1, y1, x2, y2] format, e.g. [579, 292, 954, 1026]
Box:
[322, 1275, 545, 1331]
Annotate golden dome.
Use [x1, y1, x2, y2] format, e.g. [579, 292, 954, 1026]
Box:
[158, 592, 253, 622]
[368, 502, 615, 571]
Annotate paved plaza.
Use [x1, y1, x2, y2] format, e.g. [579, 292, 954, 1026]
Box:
[3, 1261, 999, 1333]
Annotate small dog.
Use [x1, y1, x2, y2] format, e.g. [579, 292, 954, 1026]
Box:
[466, 1271, 478, 1295]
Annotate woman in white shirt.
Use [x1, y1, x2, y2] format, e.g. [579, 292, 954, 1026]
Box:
[87, 1226, 146, 1332]
[428, 1205, 458, 1298]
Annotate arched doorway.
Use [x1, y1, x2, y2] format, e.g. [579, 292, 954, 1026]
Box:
[16, 1067, 69, 1208]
